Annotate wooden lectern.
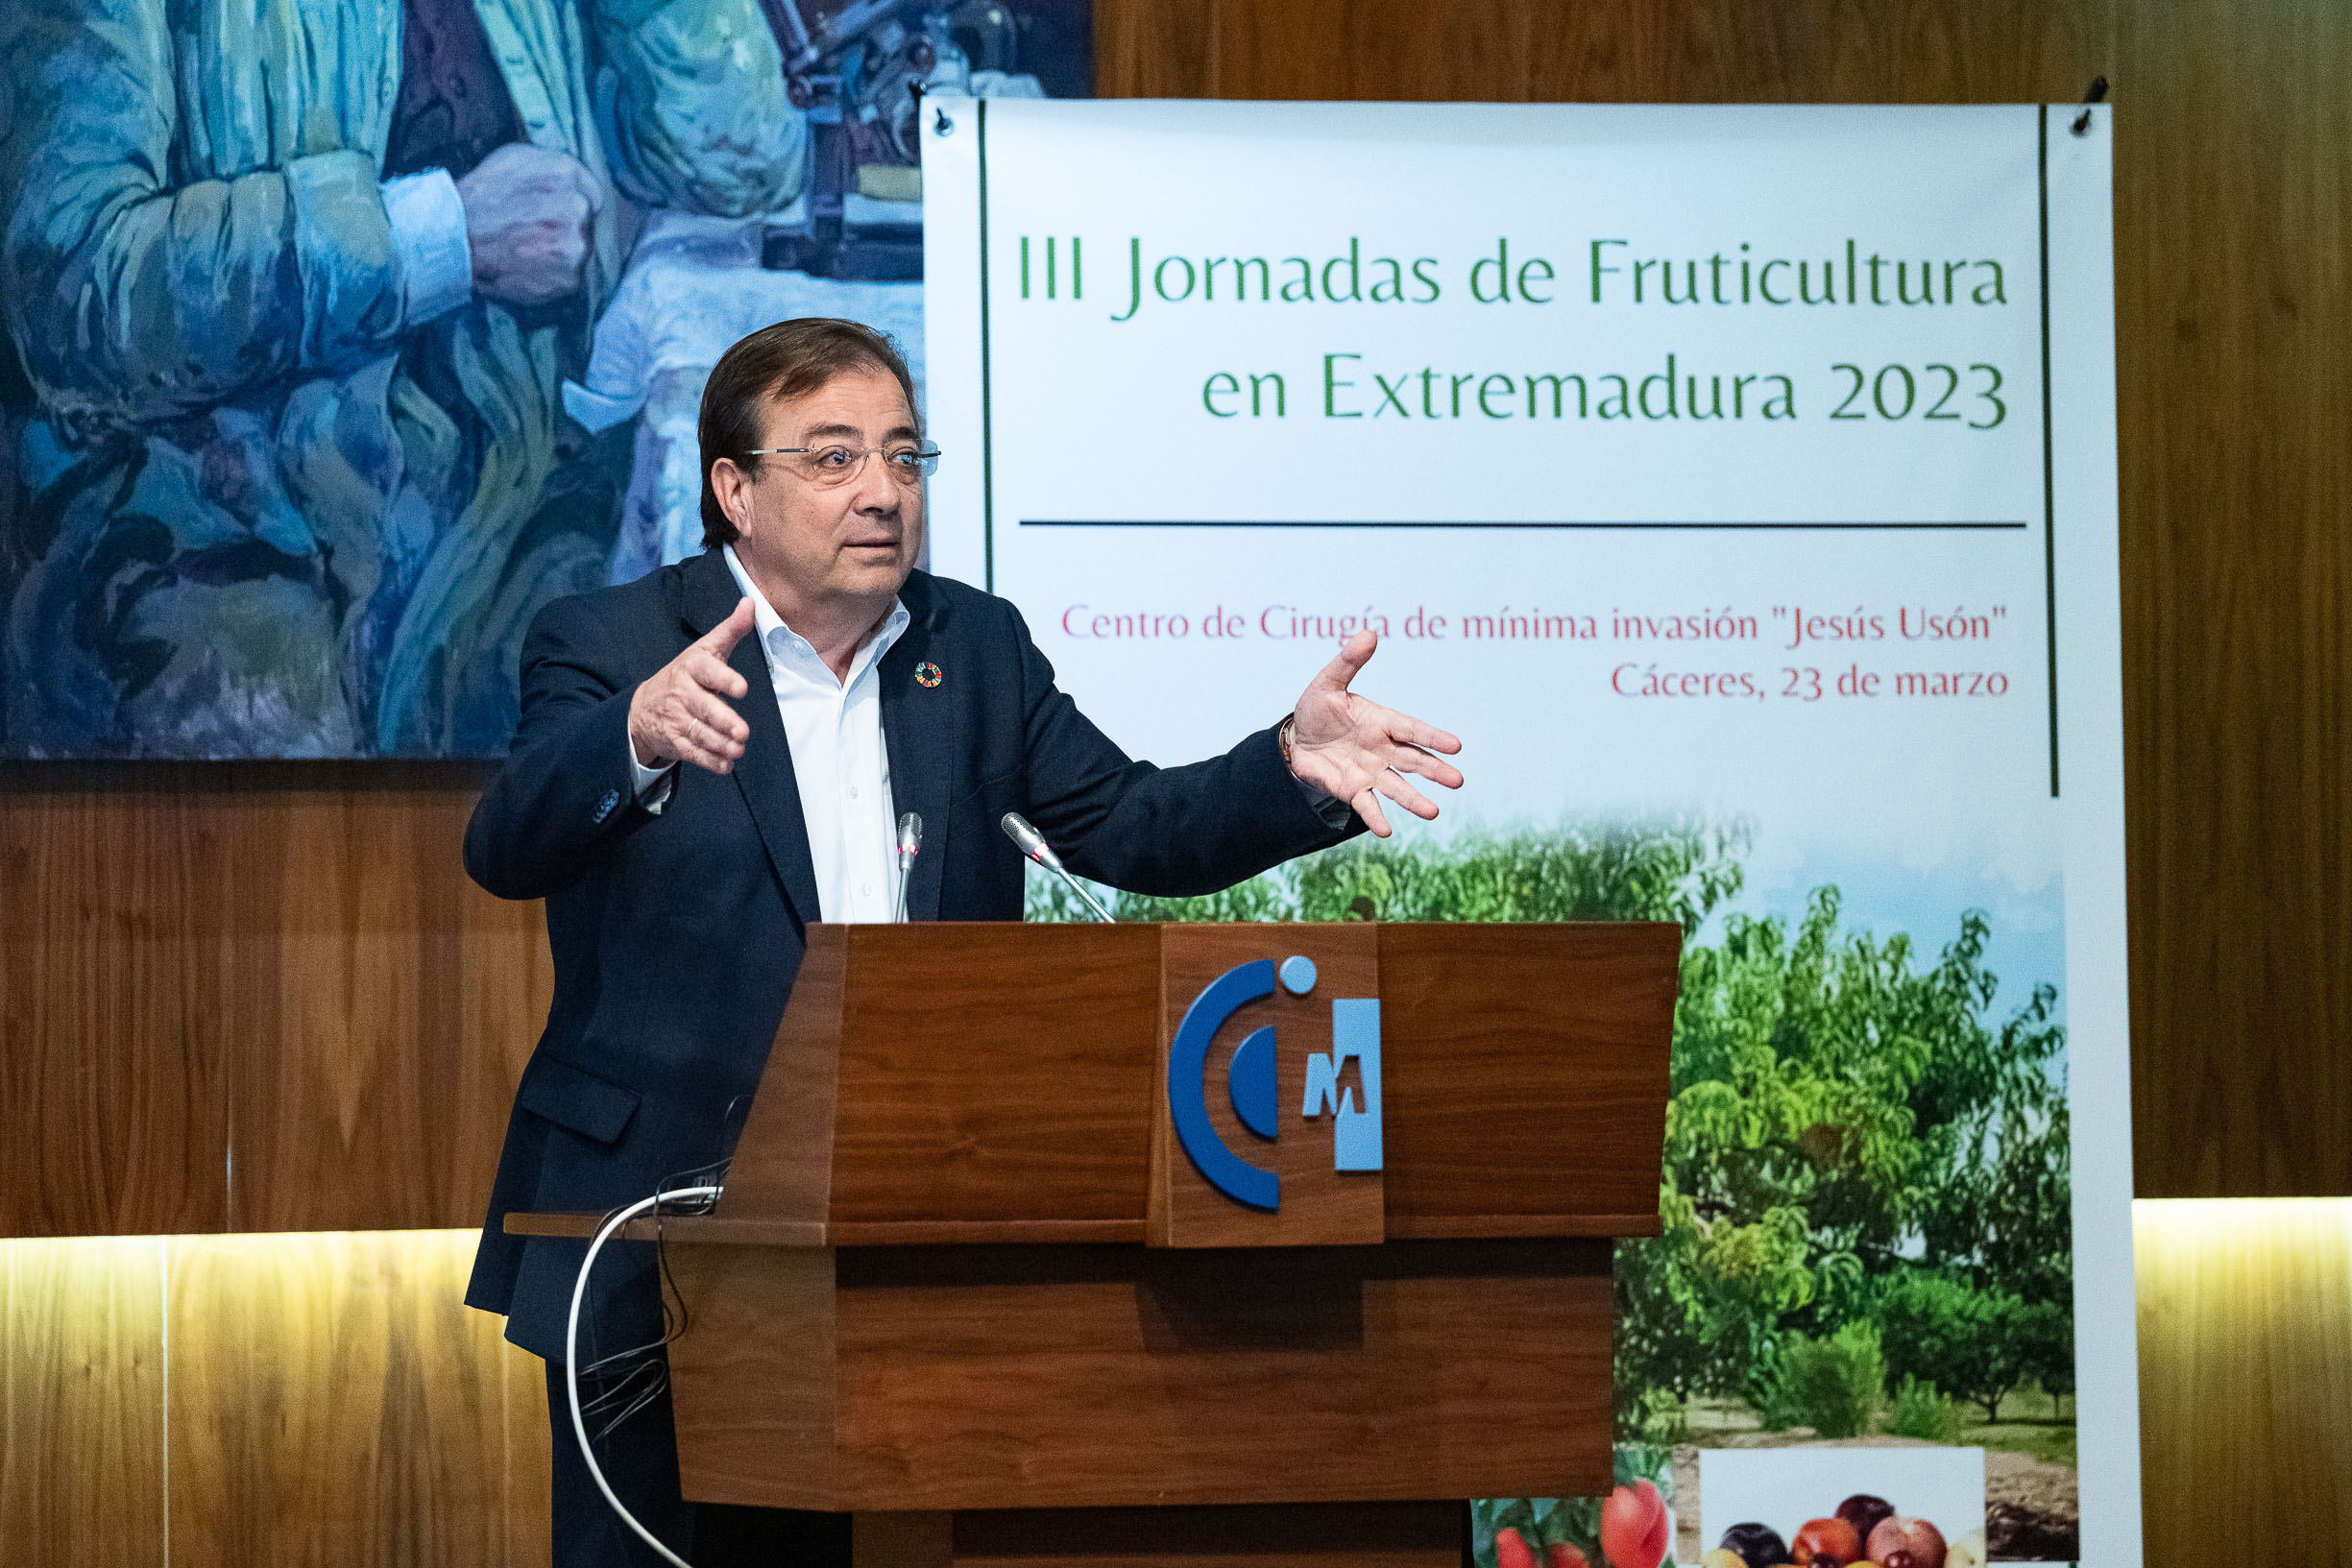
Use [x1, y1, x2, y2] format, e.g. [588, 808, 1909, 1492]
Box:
[523, 920, 1678, 1568]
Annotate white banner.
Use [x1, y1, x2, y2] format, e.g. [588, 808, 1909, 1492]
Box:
[926, 99, 2130, 1568]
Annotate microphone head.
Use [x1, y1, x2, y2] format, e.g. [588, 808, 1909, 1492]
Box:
[896, 811, 924, 856]
[999, 810, 1058, 867]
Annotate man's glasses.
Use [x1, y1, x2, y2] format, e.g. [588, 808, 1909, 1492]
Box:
[740, 444, 943, 489]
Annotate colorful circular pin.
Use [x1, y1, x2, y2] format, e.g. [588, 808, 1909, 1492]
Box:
[914, 661, 943, 688]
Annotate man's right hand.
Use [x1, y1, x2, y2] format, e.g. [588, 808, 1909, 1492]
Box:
[628, 598, 757, 774]
[457, 143, 599, 306]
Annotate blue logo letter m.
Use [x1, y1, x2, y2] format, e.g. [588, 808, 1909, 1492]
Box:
[1302, 1000, 1382, 1171]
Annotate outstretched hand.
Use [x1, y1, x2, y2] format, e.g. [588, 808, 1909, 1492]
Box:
[628, 597, 756, 774]
[1285, 630, 1464, 837]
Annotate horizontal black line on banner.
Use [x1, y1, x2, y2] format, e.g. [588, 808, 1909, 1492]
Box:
[1019, 519, 2032, 531]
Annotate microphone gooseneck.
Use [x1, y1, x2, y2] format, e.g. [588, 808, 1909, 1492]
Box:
[1000, 811, 1116, 924]
[894, 811, 923, 923]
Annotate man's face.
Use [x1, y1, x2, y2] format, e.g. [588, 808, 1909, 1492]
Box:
[727, 366, 925, 614]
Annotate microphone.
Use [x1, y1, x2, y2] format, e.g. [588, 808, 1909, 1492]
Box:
[1001, 811, 1115, 924]
[894, 812, 923, 923]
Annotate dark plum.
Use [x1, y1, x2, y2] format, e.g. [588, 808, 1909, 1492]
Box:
[1718, 1524, 1790, 1568]
[1834, 1496, 1896, 1547]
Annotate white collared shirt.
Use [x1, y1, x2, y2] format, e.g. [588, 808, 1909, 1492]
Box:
[629, 547, 910, 922]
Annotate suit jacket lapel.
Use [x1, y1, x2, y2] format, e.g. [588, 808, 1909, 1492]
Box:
[679, 549, 823, 930]
[880, 573, 956, 921]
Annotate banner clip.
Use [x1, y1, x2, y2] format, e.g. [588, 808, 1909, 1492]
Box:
[2071, 77, 2109, 136]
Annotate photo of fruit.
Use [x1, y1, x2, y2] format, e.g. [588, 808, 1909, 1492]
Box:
[1472, 1448, 1676, 1568]
[1698, 1449, 1985, 1568]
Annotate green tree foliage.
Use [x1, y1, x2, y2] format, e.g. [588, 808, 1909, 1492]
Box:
[1876, 1268, 2032, 1421]
[1615, 883, 2072, 1430]
[1026, 816, 1746, 932]
[1030, 818, 2072, 1436]
[1885, 1375, 1963, 1441]
[1752, 1318, 1884, 1437]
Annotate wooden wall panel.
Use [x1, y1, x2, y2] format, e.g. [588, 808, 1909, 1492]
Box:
[502, 1321, 555, 1568]
[1094, 0, 2106, 105]
[164, 1230, 545, 1568]
[0, 1231, 554, 1568]
[2113, 0, 2352, 1196]
[0, 786, 229, 1237]
[2136, 1199, 2352, 1561]
[221, 783, 550, 1232]
[0, 1237, 167, 1567]
[0, 766, 549, 1238]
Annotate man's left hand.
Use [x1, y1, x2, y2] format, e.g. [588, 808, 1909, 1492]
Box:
[1286, 630, 1464, 837]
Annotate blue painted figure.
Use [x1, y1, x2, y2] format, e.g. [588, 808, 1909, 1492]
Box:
[0, 0, 806, 753]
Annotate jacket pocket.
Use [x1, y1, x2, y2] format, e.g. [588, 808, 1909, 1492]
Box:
[515, 1053, 642, 1146]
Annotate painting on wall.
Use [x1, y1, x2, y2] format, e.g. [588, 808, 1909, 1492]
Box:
[0, 0, 1090, 757]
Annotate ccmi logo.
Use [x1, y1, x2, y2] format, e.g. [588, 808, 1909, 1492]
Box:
[1166, 954, 1383, 1211]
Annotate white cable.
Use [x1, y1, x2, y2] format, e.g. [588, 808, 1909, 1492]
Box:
[566, 1185, 721, 1568]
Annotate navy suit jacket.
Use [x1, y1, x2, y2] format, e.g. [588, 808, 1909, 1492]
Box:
[463, 547, 1357, 1359]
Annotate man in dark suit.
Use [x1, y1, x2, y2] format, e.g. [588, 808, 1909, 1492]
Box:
[461, 317, 1463, 1565]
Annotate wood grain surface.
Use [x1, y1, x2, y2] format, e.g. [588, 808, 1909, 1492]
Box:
[668, 1239, 1614, 1512]
[223, 788, 550, 1232]
[667, 1242, 841, 1508]
[0, 1229, 548, 1568]
[707, 922, 1670, 1242]
[722, 923, 1165, 1227]
[164, 1230, 540, 1568]
[0, 765, 548, 1240]
[0, 786, 230, 1237]
[2136, 1200, 2352, 1561]
[1379, 923, 1676, 1233]
[0, 1237, 167, 1566]
[2111, 0, 2352, 1198]
[717, 922, 850, 1223]
[829, 924, 1162, 1225]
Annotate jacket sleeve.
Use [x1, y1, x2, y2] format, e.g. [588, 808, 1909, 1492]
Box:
[589, 0, 808, 217]
[463, 593, 653, 901]
[0, 0, 412, 425]
[1006, 603, 1362, 898]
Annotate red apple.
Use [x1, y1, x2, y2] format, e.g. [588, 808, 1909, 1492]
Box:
[1865, 1518, 1947, 1568]
[1599, 1480, 1671, 1568]
[1790, 1518, 1863, 1567]
[1494, 1527, 1539, 1568]
[1546, 1544, 1591, 1568]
